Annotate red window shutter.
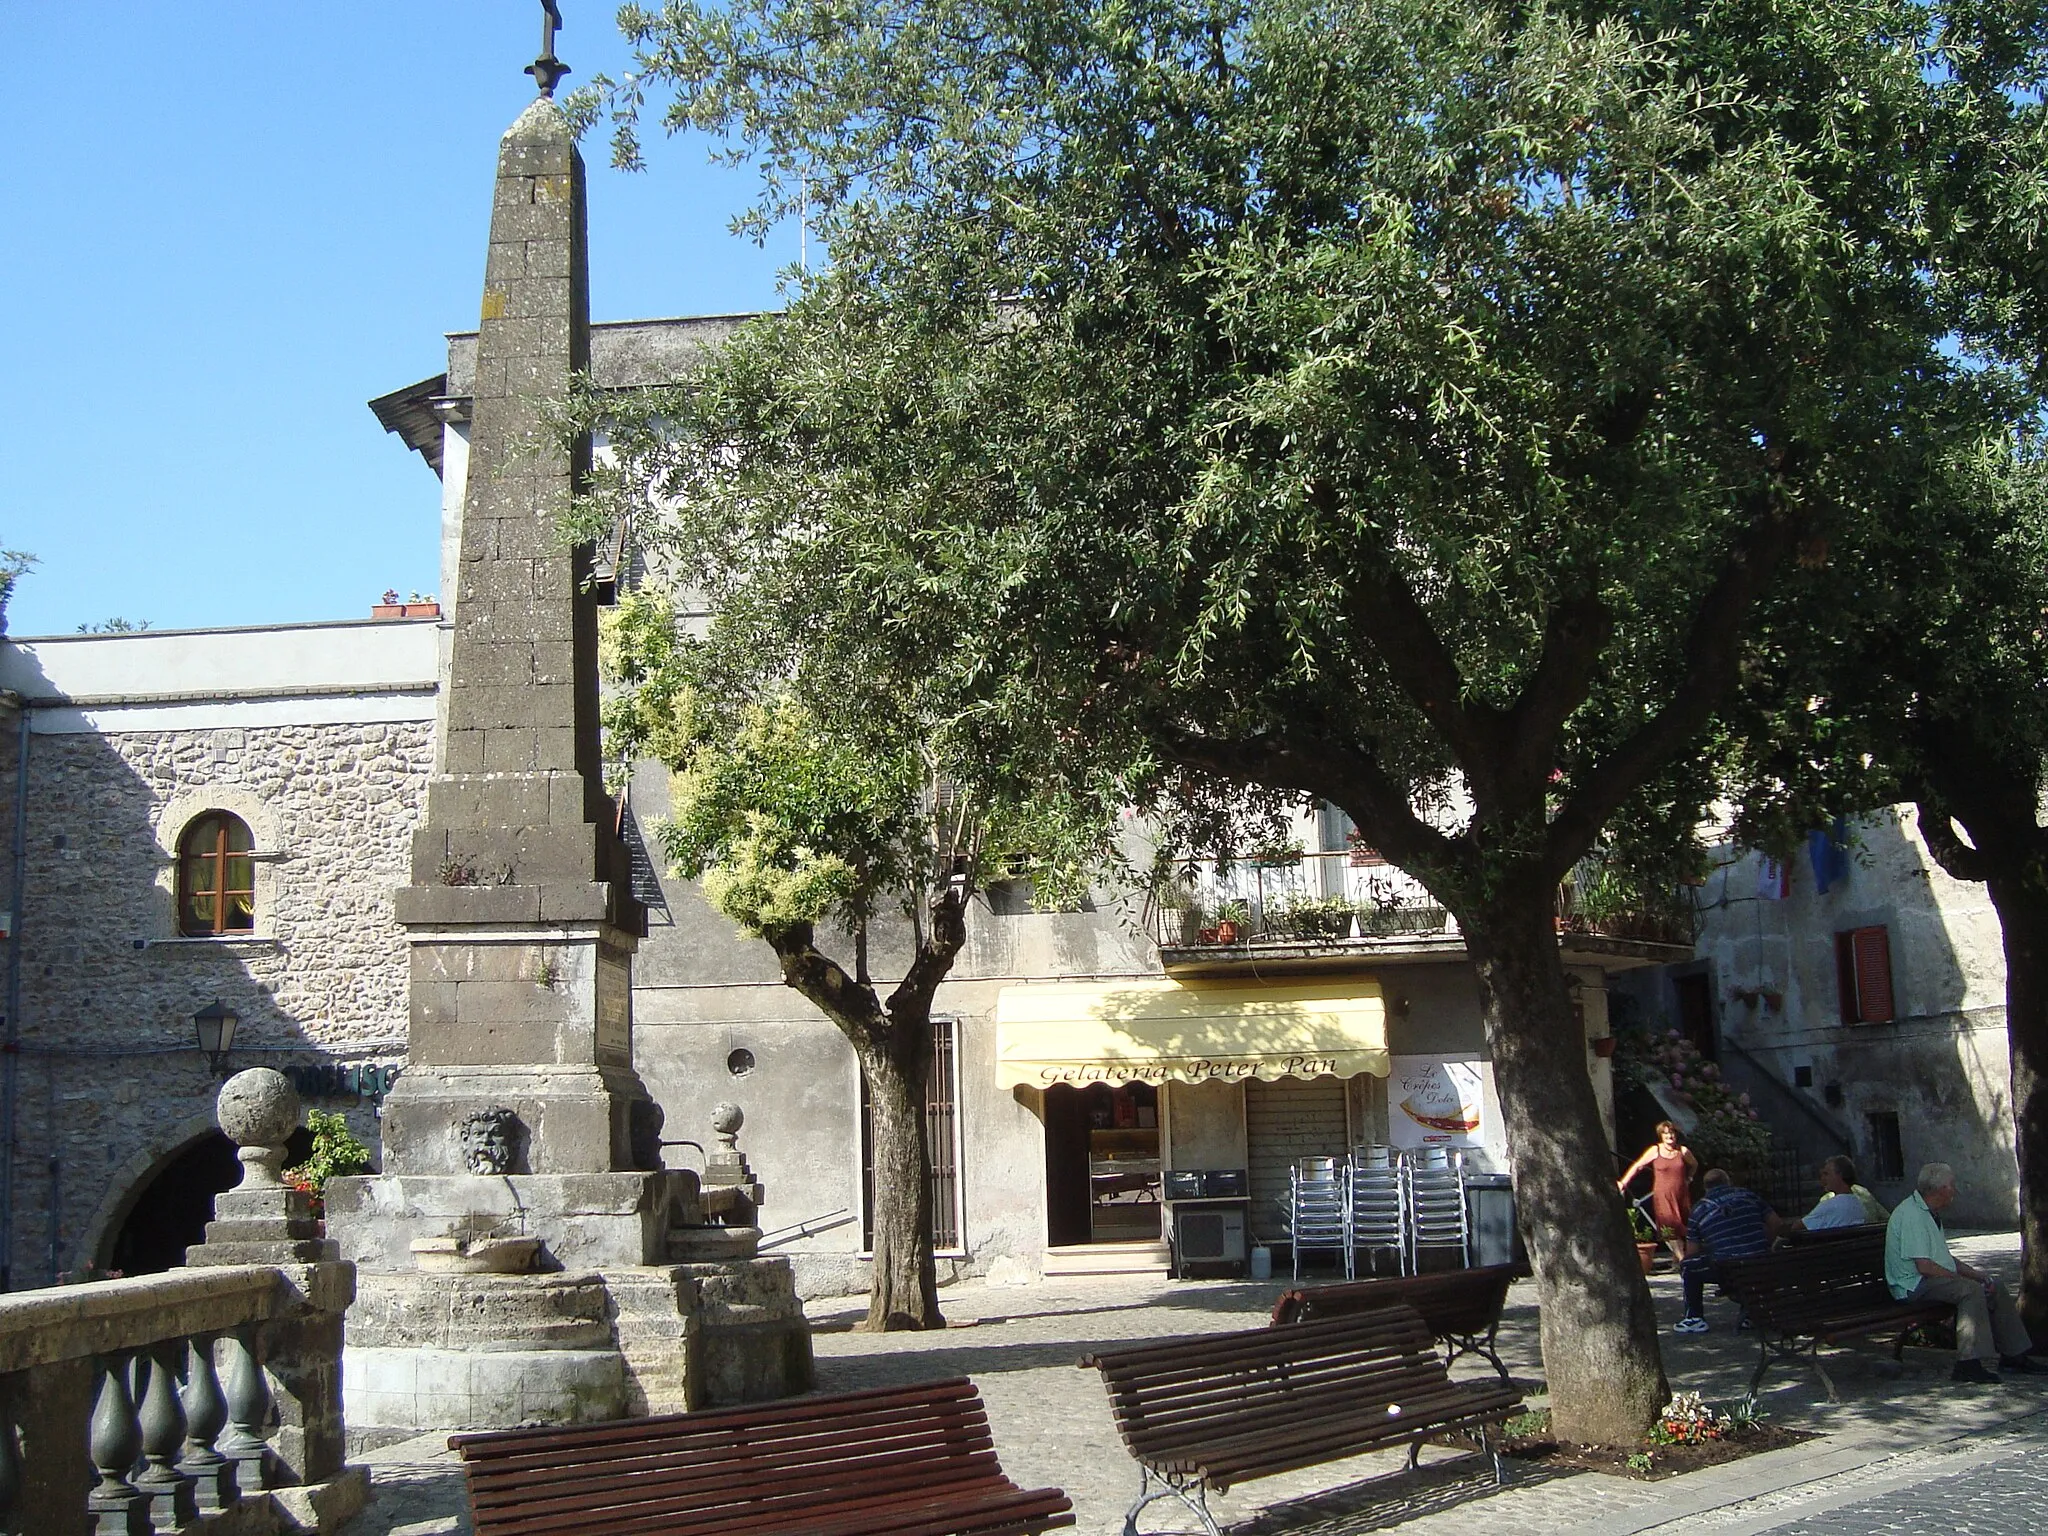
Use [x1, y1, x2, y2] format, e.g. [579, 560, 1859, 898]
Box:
[1834, 932, 1859, 1024]
[1852, 927, 1894, 1023]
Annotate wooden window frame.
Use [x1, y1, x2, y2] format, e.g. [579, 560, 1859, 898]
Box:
[178, 813, 257, 937]
[1834, 925, 1895, 1025]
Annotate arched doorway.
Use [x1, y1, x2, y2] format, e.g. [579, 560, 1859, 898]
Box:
[105, 1123, 314, 1275]
[109, 1132, 240, 1275]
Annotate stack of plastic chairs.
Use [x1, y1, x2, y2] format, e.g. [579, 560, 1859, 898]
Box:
[1347, 1144, 1408, 1276]
[1404, 1146, 1472, 1269]
[1288, 1156, 1351, 1280]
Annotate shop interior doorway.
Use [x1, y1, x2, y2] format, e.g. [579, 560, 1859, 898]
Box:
[1043, 1081, 1161, 1246]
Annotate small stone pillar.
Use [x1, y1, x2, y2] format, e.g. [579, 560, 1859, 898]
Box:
[186, 1070, 336, 1267]
[184, 1070, 364, 1520]
[700, 1103, 763, 1224]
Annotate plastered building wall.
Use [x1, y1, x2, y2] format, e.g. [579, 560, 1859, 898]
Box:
[1623, 807, 2017, 1226]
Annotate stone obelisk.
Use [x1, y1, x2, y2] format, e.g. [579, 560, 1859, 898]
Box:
[327, 10, 811, 1439]
[378, 68, 653, 1183]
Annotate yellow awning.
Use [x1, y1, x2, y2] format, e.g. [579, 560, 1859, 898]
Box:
[996, 977, 1388, 1089]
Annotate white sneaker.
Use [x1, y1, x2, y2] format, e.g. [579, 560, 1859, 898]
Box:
[1674, 1316, 1710, 1334]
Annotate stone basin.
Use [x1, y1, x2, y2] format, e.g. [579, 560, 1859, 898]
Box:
[409, 1235, 543, 1274]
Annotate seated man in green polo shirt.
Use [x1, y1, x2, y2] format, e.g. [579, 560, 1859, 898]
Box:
[1885, 1161, 2040, 1384]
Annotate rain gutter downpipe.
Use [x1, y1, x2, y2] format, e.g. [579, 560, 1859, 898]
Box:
[1, 693, 29, 1291]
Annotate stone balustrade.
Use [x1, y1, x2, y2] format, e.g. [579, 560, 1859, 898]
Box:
[0, 1261, 359, 1535]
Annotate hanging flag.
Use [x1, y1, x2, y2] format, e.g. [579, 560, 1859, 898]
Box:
[1757, 858, 1790, 901]
[1809, 820, 1852, 895]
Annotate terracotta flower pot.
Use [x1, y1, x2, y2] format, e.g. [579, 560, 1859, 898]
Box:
[1591, 1036, 1618, 1058]
[1636, 1241, 1660, 1276]
[1216, 920, 1242, 945]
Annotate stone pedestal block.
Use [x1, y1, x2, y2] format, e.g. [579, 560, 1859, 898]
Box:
[326, 1170, 685, 1272]
[377, 1060, 649, 1177]
[340, 1260, 811, 1441]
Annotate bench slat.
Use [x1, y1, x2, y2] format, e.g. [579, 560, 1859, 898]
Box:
[452, 1378, 1073, 1536]
[465, 1406, 996, 1493]
[1126, 1377, 1518, 1458]
[452, 1376, 987, 1458]
[472, 1476, 1066, 1536]
[1108, 1361, 1453, 1446]
[468, 1445, 1012, 1528]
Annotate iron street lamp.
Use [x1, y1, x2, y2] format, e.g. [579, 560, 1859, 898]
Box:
[193, 1000, 238, 1076]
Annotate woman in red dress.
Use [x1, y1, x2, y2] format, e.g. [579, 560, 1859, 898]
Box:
[1619, 1120, 1696, 1250]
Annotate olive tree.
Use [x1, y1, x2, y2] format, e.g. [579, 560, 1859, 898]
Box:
[578, 0, 2034, 1439]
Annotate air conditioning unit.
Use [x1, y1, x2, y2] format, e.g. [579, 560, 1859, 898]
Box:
[1175, 1206, 1247, 1264]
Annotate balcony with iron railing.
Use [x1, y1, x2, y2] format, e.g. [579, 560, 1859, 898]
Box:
[1148, 849, 1696, 965]
[1148, 849, 1452, 956]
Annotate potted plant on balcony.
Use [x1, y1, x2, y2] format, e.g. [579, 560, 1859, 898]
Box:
[1274, 895, 1353, 941]
[1153, 879, 1205, 947]
[1215, 899, 1249, 945]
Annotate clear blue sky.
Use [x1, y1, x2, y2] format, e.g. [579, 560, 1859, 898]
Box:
[4, 3, 788, 639]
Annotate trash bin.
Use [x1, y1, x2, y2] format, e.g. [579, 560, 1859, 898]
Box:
[1465, 1173, 1526, 1272]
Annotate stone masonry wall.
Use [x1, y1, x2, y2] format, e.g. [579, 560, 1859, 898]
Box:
[0, 720, 431, 1285]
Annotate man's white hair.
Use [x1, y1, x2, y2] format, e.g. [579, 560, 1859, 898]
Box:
[1916, 1162, 1956, 1198]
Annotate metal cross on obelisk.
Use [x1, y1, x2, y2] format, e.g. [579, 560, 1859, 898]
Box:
[526, 0, 569, 96]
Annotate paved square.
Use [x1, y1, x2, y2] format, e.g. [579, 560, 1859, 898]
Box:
[351, 1233, 2047, 1534]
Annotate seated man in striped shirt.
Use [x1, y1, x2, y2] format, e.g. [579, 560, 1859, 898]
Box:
[1674, 1168, 1783, 1334]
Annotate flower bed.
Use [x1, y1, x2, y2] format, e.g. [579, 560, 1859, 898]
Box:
[1502, 1396, 1810, 1480]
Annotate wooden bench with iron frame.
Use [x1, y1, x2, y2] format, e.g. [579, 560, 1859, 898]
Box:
[1269, 1263, 1517, 1384]
[1718, 1229, 1954, 1406]
[449, 1376, 1075, 1536]
[1081, 1305, 1522, 1536]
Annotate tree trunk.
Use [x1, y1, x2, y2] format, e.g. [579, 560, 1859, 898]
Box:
[765, 919, 951, 1333]
[1986, 873, 2048, 1342]
[859, 1027, 943, 1332]
[1461, 891, 1667, 1445]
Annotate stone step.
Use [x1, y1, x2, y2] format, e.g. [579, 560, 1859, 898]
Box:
[1041, 1241, 1172, 1277]
[667, 1226, 763, 1263]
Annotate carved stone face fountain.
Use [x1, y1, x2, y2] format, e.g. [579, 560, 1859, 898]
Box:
[459, 1106, 522, 1176]
[408, 1107, 541, 1274]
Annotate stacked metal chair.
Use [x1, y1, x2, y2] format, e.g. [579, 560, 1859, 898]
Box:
[1403, 1146, 1473, 1270]
[1346, 1144, 1409, 1276]
[1287, 1156, 1351, 1279]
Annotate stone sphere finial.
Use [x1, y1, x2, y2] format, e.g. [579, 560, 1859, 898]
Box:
[710, 1102, 743, 1151]
[216, 1068, 300, 1189]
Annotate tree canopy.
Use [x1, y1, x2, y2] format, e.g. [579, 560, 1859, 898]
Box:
[578, 0, 2048, 1439]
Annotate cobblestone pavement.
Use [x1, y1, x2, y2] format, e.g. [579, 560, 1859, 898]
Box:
[1745, 1438, 2048, 1535]
[348, 1232, 2046, 1535]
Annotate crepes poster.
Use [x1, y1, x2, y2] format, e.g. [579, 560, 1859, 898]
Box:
[1389, 1057, 1486, 1149]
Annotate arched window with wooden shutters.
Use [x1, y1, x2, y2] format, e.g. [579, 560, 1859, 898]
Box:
[178, 813, 256, 936]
